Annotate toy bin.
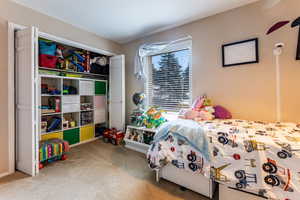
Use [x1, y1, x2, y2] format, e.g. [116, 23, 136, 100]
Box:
[94, 110, 106, 124]
[63, 128, 80, 145]
[39, 40, 57, 56]
[80, 125, 94, 142]
[95, 81, 107, 95]
[39, 54, 58, 68]
[62, 95, 80, 104]
[79, 80, 94, 96]
[41, 131, 63, 141]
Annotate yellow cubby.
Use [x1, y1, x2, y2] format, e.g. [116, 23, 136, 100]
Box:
[80, 125, 95, 142]
[41, 131, 63, 141]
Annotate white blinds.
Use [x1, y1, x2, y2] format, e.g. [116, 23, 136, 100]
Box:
[146, 49, 192, 112]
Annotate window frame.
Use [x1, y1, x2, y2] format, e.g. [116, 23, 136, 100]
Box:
[144, 40, 192, 113]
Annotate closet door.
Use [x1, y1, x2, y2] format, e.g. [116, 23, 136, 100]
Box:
[15, 27, 39, 176]
[109, 55, 125, 131]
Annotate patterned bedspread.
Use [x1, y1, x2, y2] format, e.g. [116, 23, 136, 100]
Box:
[147, 119, 300, 200]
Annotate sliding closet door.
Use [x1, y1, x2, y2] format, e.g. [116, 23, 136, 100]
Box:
[15, 27, 39, 176]
[109, 55, 125, 131]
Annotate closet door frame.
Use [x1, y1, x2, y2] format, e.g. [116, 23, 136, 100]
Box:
[7, 22, 119, 177]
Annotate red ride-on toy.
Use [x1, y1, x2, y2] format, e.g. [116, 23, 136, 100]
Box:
[103, 128, 125, 145]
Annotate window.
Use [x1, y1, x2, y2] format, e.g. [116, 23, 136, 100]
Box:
[146, 49, 192, 112]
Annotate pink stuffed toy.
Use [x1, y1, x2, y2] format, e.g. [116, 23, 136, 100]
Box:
[192, 96, 205, 112]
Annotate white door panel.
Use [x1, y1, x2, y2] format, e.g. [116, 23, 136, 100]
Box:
[15, 27, 39, 176]
[109, 55, 125, 131]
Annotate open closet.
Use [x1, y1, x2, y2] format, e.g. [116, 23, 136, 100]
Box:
[15, 27, 125, 176]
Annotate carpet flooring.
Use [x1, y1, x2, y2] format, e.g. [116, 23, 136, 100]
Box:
[0, 140, 210, 200]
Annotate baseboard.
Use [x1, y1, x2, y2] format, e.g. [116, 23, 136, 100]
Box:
[70, 136, 101, 148]
[0, 172, 11, 179]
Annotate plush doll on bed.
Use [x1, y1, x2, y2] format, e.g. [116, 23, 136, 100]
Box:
[179, 95, 232, 121]
[179, 95, 215, 121]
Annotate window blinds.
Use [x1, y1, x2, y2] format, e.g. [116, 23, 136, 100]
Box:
[146, 49, 191, 112]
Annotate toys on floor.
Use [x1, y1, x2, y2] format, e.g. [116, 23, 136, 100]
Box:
[103, 128, 125, 145]
[39, 138, 69, 169]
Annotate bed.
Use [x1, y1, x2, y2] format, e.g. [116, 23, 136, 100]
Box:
[147, 119, 300, 200]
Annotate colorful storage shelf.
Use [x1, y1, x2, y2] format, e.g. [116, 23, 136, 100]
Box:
[41, 131, 63, 141]
[63, 128, 80, 145]
[80, 125, 95, 142]
[95, 81, 106, 95]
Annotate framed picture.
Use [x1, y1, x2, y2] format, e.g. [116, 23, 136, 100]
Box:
[222, 38, 259, 67]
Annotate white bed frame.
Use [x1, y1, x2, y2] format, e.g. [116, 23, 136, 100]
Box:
[156, 163, 216, 199]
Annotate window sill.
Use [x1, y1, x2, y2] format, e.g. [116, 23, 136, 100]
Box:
[163, 112, 179, 121]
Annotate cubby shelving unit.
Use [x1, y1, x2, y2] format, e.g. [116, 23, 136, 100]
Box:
[15, 26, 125, 176]
[39, 75, 108, 147]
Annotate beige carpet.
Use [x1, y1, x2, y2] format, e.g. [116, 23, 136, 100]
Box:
[0, 140, 210, 200]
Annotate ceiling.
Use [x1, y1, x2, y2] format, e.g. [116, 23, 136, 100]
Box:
[12, 0, 259, 44]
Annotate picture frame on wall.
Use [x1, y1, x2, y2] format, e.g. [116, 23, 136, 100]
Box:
[222, 38, 259, 67]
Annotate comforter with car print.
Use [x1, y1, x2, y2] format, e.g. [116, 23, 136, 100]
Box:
[147, 119, 300, 200]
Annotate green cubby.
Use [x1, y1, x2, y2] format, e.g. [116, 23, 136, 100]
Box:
[95, 81, 106, 95]
[63, 128, 80, 145]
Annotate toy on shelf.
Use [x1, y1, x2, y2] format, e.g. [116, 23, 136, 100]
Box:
[41, 83, 61, 95]
[41, 121, 47, 132]
[63, 85, 77, 95]
[103, 128, 125, 145]
[44, 117, 61, 132]
[65, 50, 86, 72]
[39, 138, 69, 169]
[56, 45, 65, 69]
[80, 111, 93, 126]
[62, 115, 77, 129]
[41, 97, 61, 114]
[81, 103, 93, 111]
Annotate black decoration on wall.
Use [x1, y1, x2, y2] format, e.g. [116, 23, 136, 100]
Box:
[291, 17, 300, 60]
[222, 38, 259, 67]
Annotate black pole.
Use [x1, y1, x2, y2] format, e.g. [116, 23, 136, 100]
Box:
[296, 27, 300, 60]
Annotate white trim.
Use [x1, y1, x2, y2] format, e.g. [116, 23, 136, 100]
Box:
[146, 37, 192, 57]
[145, 39, 193, 111]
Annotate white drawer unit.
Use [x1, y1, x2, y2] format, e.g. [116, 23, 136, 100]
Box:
[80, 80, 94, 96]
[62, 103, 80, 113]
[159, 164, 216, 199]
[62, 95, 80, 104]
[94, 110, 106, 124]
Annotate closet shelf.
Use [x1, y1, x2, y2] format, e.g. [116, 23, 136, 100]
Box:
[41, 94, 62, 97]
[39, 67, 108, 78]
[41, 112, 61, 116]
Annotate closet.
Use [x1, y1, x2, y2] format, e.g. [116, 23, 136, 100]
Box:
[15, 27, 125, 176]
